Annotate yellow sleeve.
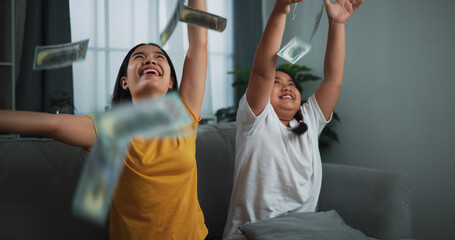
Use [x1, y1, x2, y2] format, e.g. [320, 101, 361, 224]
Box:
[179, 95, 201, 128]
[82, 114, 98, 152]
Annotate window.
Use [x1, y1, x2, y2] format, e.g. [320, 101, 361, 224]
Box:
[69, 0, 234, 118]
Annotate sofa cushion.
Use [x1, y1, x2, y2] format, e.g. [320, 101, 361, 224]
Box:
[239, 210, 372, 240]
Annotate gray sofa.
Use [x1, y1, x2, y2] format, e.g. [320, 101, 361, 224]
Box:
[0, 122, 412, 240]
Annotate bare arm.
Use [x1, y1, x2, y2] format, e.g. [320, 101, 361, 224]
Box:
[315, 0, 363, 120]
[179, 0, 208, 118]
[247, 0, 303, 116]
[0, 110, 96, 148]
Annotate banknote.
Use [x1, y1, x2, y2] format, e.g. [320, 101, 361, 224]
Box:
[310, 2, 325, 41]
[292, 3, 298, 21]
[277, 36, 312, 64]
[160, 0, 184, 46]
[160, 1, 227, 46]
[72, 93, 192, 224]
[180, 5, 227, 32]
[33, 39, 89, 70]
[94, 93, 192, 146]
[72, 139, 128, 225]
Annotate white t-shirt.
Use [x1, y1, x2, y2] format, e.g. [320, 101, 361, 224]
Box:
[223, 94, 331, 240]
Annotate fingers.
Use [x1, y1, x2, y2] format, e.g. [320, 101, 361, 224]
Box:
[325, 0, 363, 24]
[344, 0, 354, 14]
[346, 0, 363, 13]
[337, 0, 364, 14]
[352, 0, 364, 11]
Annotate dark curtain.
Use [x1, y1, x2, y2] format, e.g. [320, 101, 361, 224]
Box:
[16, 0, 74, 114]
[233, 0, 263, 104]
[15, 0, 27, 83]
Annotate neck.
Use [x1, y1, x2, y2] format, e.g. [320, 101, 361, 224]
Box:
[276, 110, 295, 127]
[274, 106, 299, 127]
[279, 119, 291, 127]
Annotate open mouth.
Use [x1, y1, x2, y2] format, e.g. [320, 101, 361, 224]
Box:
[141, 67, 161, 77]
[280, 94, 294, 100]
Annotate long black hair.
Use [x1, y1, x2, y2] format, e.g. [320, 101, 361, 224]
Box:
[111, 43, 178, 106]
[276, 69, 308, 135]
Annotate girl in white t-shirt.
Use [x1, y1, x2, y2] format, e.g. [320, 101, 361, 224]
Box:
[223, 0, 363, 239]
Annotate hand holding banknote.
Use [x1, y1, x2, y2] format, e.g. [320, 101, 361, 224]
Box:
[161, 0, 227, 46]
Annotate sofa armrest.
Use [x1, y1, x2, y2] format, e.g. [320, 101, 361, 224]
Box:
[318, 163, 412, 239]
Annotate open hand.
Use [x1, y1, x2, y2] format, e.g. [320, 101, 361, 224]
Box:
[324, 0, 363, 24]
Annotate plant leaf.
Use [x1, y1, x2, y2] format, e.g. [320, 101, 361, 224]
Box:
[332, 112, 341, 122]
[228, 67, 251, 80]
[321, 126, 339, 142]
[232, 80, 248, 87]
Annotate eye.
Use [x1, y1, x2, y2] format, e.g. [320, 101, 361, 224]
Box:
[133, 54, 144, 59]
[156, 54, 165, 60]
[274, 80, 280, 84]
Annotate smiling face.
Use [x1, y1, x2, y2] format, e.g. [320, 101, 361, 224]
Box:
[270, 71, 301, 125]
[120, 45, 174, 102]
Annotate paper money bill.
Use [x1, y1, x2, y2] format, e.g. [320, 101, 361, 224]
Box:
[33, 39, 89, 70]
[72, 139, 128, 225]
[72, 93, 192, 224]
[278, 36, 312, 64]
[160, 1, 227, 46]
[310, 2, 325, 41]
[95, 93, 192, 146]
[292, 3, 298, 21]
[180, 5, 227, 32]
[160, 0, 185, 46]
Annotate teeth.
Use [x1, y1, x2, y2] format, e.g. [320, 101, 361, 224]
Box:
[281, 95, 293, 99]
[143, 68, 159, 75]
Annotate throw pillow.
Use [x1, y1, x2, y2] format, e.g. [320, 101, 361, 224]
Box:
[239, 210, 373, 240]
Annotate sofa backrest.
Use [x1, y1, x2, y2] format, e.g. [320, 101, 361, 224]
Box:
[0, 138, 108, 240]
[196, 122, 236, 239]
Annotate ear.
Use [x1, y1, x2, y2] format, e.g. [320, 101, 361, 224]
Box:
[121, 77, 129, 90]
[168, 77, 174, 90]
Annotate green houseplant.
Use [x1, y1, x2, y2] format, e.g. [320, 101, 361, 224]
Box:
[216, 63, 340, 147]
[50, 91, 75, 114]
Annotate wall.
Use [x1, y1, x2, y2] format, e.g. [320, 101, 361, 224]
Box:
[262, 0, 455, 239]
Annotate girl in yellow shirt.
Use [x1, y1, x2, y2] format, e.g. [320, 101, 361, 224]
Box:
[0, 0, 209, 239]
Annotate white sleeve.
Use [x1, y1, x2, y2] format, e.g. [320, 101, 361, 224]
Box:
[236, 93, 273, 137]
[302, 95, 332, 136]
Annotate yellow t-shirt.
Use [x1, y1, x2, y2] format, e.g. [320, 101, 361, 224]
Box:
[87, 97, 208, 240]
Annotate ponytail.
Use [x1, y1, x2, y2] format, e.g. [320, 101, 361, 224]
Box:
[291, 110, 307, 135]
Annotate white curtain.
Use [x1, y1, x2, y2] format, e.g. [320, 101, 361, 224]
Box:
[69, 0, 234, 119]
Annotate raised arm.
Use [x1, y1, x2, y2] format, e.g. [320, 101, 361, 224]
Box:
[315, 0, 363, 120]
[179, 0, 208, 118]
[0, 110, 96, 148]
[247, 0, 303, 116]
